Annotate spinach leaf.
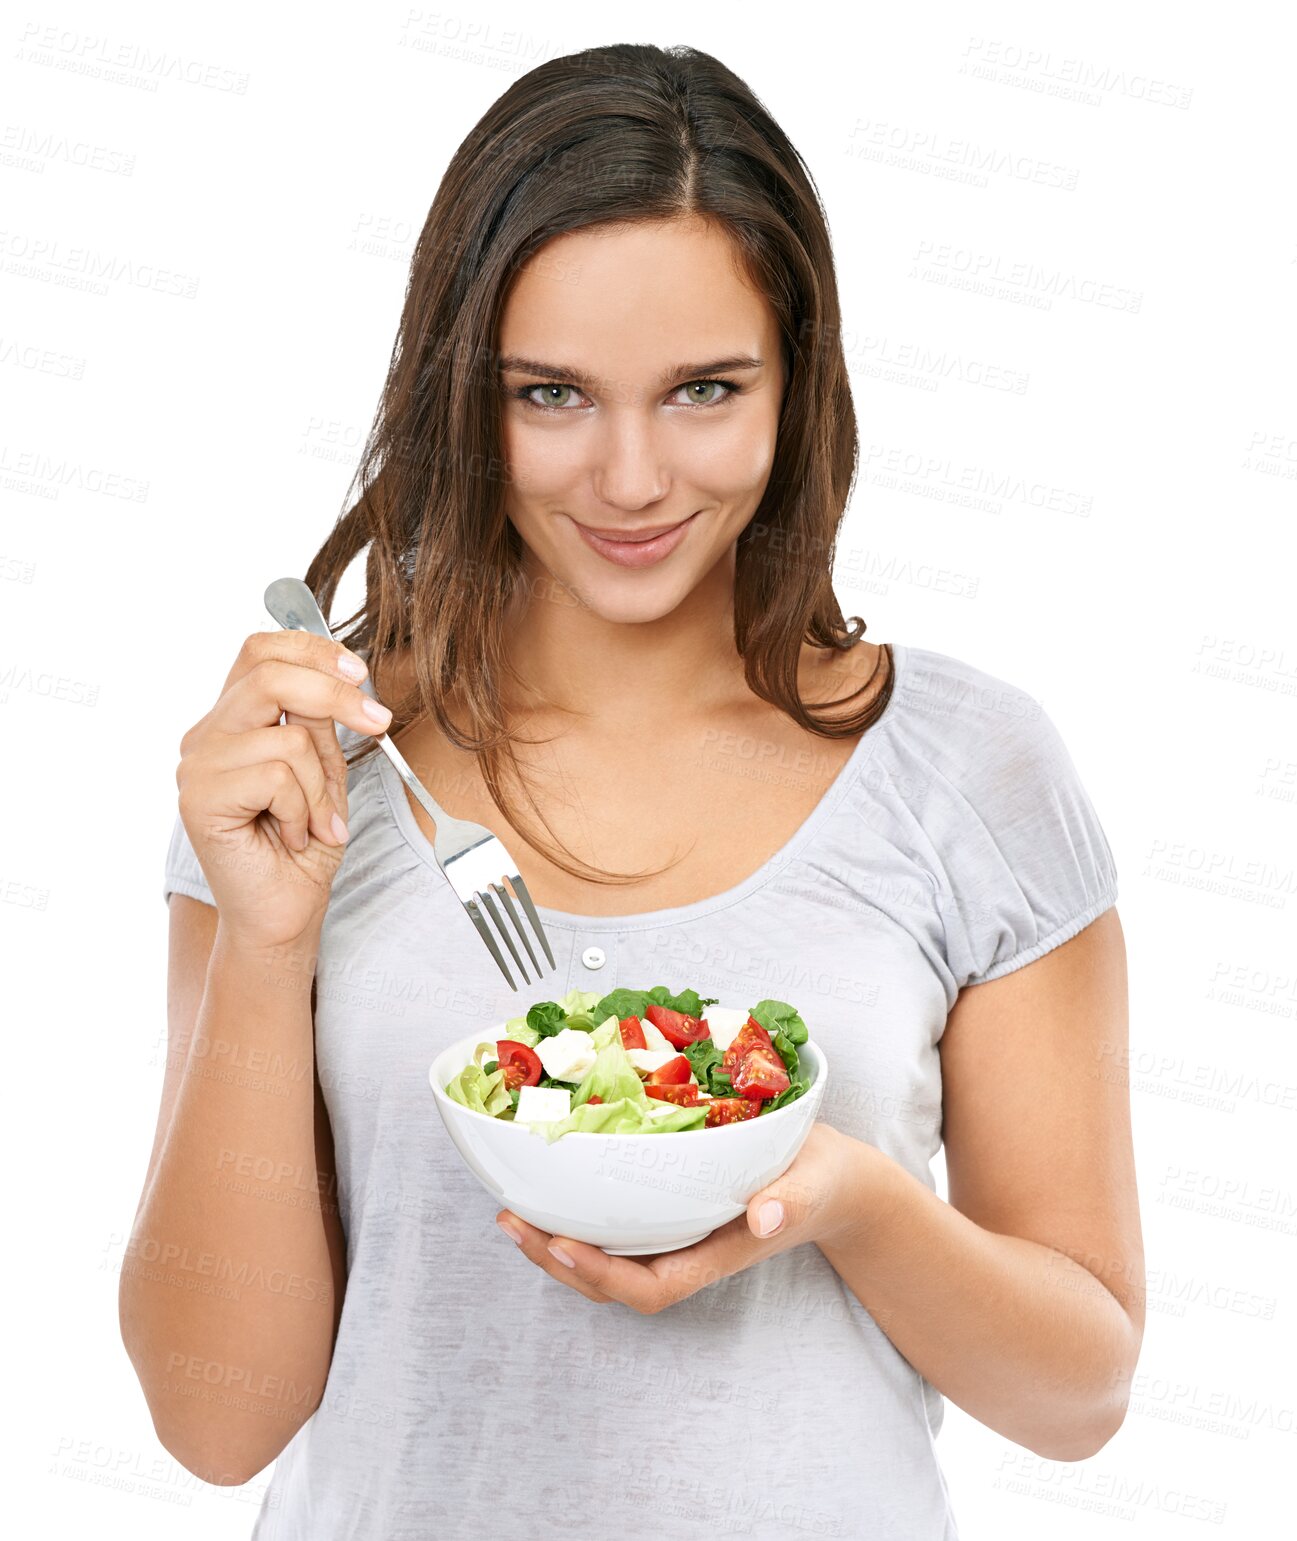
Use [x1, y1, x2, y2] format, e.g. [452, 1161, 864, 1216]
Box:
[750, 999, 808, 1045]
[593, 988, 652, 1023]
[683, 1037, 738, 1098]
[526, 1001, 569, 1039]
[762, 1073, 811, 1113]
[771, 1030, 801, 1077]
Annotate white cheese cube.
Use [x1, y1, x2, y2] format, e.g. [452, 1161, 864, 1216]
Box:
[536, 1028, 598, 1083]
[627, 1048, 680, 1075]
[514, 1085, 572, 1124]
[637, 1015, 674, 1053]
[702, 1005, 750, 1051]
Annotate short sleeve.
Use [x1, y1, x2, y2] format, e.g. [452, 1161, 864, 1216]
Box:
[163, 810, 217, 908]
[942, 697, 1118, 989]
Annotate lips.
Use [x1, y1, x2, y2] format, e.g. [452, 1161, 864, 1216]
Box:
[570, 510, 700, 569]
[577, 518, 690, 543]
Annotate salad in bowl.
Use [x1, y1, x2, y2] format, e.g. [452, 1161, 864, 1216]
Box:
[428, 986, 828, 1251]
[442, 985, 815, 1143]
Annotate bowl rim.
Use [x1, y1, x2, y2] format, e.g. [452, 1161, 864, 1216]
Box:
[428, 1028, 826, 1143]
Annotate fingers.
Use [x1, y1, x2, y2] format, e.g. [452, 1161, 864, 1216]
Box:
[219, 626, 371, 697]
[209, 656, 392, 740]
[532, 1212, 783, 1314]
[496, 1214, 616, 1305]
[283, 710, 350, 825]
[199, 760, 321, 856]
[201, 725, 347, 849]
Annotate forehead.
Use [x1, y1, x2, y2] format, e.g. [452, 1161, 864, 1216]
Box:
[497, 217, 777, 369]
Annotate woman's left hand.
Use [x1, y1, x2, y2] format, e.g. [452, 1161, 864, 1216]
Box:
[494, 1121, 875, 1311]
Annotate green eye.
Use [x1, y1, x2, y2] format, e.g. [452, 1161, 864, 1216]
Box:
[523, 383, 578, 409]
[682, 381, 724, 405]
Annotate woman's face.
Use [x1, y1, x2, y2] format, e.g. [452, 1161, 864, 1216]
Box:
[496, 216, 786, 624]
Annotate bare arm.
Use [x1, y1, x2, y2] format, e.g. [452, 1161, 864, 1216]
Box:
[814, 908, 1143, 1458]
[483, 910, 1142, 1462]
[119, 894, 346, 1484]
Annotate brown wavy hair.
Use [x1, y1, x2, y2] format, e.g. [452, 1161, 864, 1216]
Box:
[303, 41, 892, 886]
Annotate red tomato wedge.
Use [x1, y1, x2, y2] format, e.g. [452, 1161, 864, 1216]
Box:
[704, 1097, 763, 1126]
[495, 1039, 542, 1091]
[618, 1016, 647, 1051]
[645, 1054, 692, 1085]
[644, 1083, 700, 1106]
[721, 1018, 776, 1074]
[587, 1095, 603, 1105]
[644, 1003, 711, 1049]
[731, 1045, 790, 1101]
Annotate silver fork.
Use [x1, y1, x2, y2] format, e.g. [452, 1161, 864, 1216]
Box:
[263, 578, 557, 991]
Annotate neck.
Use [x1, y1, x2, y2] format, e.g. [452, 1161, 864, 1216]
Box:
[502, 548, 749, 728]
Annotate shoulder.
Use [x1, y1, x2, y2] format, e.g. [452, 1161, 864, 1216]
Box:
[894, 643, 1047, 735]
[888, 645, 1119, 989]
[886, 642, 1084, 798]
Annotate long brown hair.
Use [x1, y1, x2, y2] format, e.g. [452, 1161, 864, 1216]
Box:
[304, 41, 891, 886]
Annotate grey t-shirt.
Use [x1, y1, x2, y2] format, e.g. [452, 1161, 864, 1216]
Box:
[162, 642, 1118, 1540]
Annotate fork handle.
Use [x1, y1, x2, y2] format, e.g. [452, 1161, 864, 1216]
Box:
[262, 577, 451, 832]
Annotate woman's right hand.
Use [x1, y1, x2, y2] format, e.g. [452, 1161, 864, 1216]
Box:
[175, 629, 394, 952]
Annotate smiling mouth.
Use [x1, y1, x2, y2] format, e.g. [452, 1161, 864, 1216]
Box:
[576, 517, 692, 543]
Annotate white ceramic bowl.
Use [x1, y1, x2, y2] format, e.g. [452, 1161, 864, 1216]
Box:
[428, 1028, 828, 1254]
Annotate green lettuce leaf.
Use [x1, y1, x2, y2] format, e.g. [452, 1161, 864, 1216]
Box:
[444, 1041, 515, 1117]
[535, 1094, 706, 1142]
[498, 1015, 540, 1048]
[559, 988, 603, 1015]
[569, 1033, 645, 1109]
[534, 1023, 707, 1140]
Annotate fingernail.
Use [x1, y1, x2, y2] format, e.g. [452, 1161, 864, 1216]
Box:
[497, 1218, 523, 1245]
[337, 651, 368, 681]
[362, 696, 392, 727]
[548, 1243, 576, 1268]
[330, 812, 349, 844]
[755, 1200, 784, 1237]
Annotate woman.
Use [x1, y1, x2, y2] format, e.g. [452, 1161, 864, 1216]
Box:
[122, 42, 1143, 1540]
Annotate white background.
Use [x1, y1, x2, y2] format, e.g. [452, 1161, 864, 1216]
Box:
[3, 0, 1294, 1535]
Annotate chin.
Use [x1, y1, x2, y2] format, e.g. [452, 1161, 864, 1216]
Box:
[558, 561, 698, 624]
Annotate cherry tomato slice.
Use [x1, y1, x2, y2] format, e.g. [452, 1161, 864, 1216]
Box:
[644, 1083, 700, 1105]
[721, 1019, 776, 1075]
[731, 1045, 790, 1101]
[644, 1003, 711, 1049]
[495, 1038, 542, 1091]
[618, 1015, 647, 1051]
[704, 1097, 763, 1126]
[645, 1054, 692, 1085]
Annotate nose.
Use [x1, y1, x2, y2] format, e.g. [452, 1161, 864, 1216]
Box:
[590, 409, 669, 511]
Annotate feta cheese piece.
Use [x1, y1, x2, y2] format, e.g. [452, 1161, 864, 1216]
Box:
[514, 1085, 572, 1124]
[627, 1048, 680, 1075]
[536, 1028, 598, 1083]
[702, 1005, 750, 1051]
[637, 1015, 674, 1053]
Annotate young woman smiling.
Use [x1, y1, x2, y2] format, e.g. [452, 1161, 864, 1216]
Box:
[123, 42, 1143, 1541]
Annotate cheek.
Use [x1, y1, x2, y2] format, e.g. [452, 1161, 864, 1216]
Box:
[684, 417, 779, 499]
[501, 416, 585, 500]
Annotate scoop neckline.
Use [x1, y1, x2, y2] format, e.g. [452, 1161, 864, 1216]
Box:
[375, 641, 907, 934]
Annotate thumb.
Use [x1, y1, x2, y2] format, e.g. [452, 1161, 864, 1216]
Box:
[745, 1177, 794, 1240]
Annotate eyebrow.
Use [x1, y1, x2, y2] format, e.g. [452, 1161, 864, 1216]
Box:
[496, 354, 765, 387]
